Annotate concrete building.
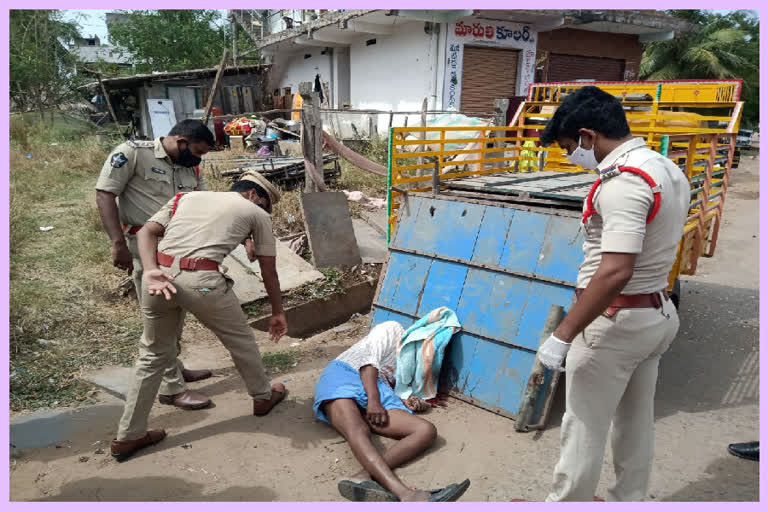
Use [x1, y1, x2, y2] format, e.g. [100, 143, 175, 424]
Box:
[233, 9, 691, 130]
[71, 35, 133, 75]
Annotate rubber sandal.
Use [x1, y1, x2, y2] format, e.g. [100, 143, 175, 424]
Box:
[428, 479, 471, 502]
[338, 480, 399, 502]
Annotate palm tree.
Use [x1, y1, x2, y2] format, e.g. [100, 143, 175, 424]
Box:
[640, 10, 759, 128]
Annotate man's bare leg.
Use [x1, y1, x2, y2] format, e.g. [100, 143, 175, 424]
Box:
[348, 409, 437, 482]
[325, 399, 433, 501]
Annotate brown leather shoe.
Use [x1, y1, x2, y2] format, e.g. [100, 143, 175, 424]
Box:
[158, 390, 212, 410]
[182, 368, 213, 382]
[111, 429, 166, 462]
[253, 383, 287, 416]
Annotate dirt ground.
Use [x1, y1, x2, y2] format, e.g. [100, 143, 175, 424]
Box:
[9, 154, 760, 502]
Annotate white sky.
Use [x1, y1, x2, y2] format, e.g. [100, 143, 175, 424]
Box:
[60, 9, 750, 44]
[60, 9, 229, 43]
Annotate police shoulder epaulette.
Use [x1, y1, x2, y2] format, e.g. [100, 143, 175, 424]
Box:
[598, 164, 621, 182]
[125, 140, 155, 149]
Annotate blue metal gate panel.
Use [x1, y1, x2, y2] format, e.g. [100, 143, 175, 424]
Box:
[371, 194, 585, 420]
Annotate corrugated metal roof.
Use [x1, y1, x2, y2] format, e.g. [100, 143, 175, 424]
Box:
[79, 64, 270, 90]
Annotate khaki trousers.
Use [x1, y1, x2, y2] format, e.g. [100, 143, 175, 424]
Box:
[546, 295, 679, 502]
[127, 234, 186, 396]
[117, 269, 273, 440]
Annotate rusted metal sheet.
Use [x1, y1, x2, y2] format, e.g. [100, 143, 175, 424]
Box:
[371, 193, 584, 426]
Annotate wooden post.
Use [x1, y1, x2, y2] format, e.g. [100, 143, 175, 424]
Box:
[98, 74, 124, 139]
[515, 304, 565, 432]
[300, 81, 324, 193]
[417, 97, 428, 167]
[494, 98, 510, 170]
[203, 49, 230, 125]
[431, 158, 440, 195]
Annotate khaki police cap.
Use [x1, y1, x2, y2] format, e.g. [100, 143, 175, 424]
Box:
[238, 170, 281, 207]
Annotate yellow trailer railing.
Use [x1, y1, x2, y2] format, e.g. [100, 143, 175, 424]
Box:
[387, 127, 735, 295]
[386, 80, 744, 293]
[528, 79, 742, 104]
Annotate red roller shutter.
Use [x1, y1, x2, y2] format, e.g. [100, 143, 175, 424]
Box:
[548, 53, 625, 82]
[461, 46, 519, 113]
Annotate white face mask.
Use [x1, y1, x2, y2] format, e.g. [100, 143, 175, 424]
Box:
[566, 136, 599, 170]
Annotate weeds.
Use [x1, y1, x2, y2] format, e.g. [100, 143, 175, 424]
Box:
[262, 350, 300, 373]
[295, 268, 347, 301]
[9, 114, 134, 411]
[9, 112, 387, 412]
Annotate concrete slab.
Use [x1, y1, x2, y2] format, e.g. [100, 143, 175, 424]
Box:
[81, 366, 135, 401]
[228, 241, 323, 302]
[10, 393, 124, 451]
[352, 218, 387, 264]
[359, 208, 388, 236]
[223, 255, 265, 305]
[251, 279, 376, 338]
[300, 192, 362, 268]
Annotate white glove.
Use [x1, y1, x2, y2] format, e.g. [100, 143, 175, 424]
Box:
[538, 335, 571, 372]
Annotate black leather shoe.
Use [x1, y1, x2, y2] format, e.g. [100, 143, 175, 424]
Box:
[728, 441, 759, 461]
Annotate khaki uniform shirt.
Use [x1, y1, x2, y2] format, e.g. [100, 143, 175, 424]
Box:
[95, 138, 206, 227]
[149, 191, 276, 263]
[577, 137, 690, 294]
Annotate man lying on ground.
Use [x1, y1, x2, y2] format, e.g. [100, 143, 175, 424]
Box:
[313, 320, 470, 502]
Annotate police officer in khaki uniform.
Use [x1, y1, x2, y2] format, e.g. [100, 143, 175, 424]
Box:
[110, 173, 288, 460]
[534, 87, 690, 501]
[96, 120, 215, 410]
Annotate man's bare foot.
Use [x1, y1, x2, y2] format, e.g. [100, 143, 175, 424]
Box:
[346, 470, 371, 484]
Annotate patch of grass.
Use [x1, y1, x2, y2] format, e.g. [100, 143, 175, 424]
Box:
[262, 350, 299, 373]
[291, 267, 347, 302]
[271, 189, 304, 237]
[9, 120, 140, 412]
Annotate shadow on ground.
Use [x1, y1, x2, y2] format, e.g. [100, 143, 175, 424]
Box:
[539, 279, 758, 432]
[660, 455, 759, 501]
[36, 476, 278, 501]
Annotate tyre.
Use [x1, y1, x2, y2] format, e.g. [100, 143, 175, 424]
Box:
[670, 278, 681, 310]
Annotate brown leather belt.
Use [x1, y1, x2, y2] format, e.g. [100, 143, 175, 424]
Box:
[575, 288, 668, 318]
[122, 224, 142, 235]
[156, 252, 219, 271]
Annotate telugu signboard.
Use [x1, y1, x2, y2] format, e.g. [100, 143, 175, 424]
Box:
[444, 19, 538, 111]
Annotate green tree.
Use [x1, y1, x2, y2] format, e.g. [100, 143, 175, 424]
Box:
[9, 10, 83, 120]
[640, 10, 759, 129]
[108, 10, 247, 73]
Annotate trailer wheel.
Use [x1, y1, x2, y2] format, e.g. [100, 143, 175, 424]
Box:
[670, 278, 681, 310]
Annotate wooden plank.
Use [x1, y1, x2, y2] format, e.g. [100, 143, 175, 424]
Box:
[98, 74, 124, 140]
[203, 49, 230, 124]
[299, 82, 326, 193]
[299, 191, 361, 267]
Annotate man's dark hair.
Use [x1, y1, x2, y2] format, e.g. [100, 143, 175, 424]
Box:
[231, 180, 269, 200]
[540, 86, 631, 146]
[168, 119, 215, 146]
